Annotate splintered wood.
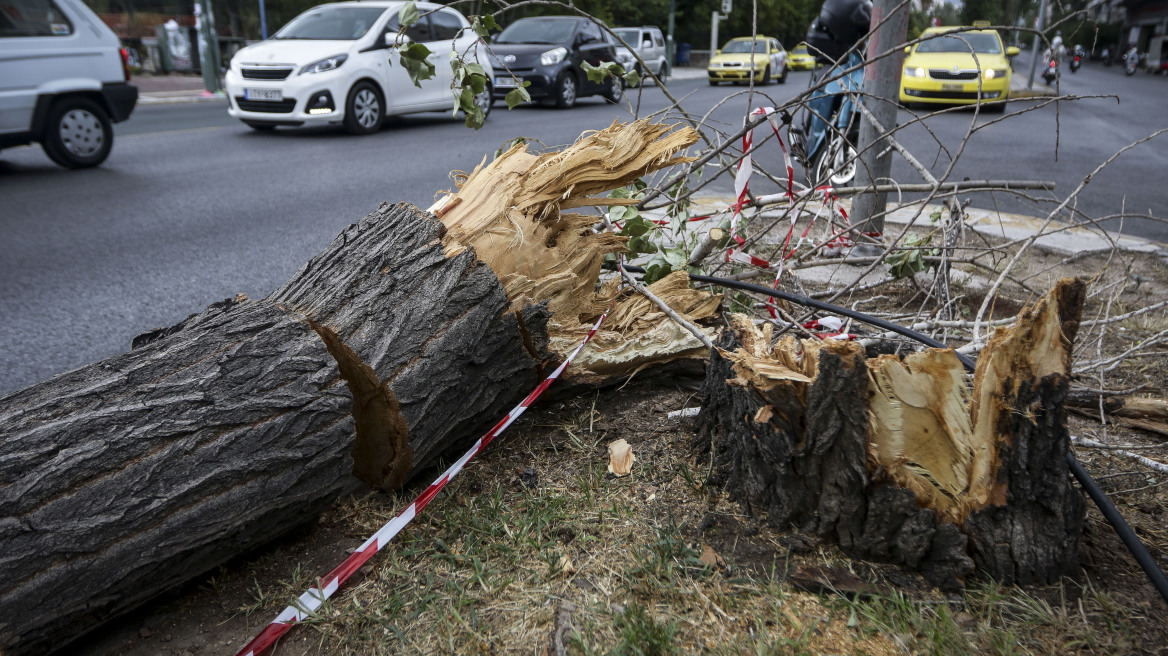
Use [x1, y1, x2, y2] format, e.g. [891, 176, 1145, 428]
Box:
[430, 120, 719, 384]
[698, 279, 1087, 589]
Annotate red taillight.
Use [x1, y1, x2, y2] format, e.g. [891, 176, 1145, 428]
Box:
[120, 47, 132, 81]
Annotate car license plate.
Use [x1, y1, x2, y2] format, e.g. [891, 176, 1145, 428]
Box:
[941, 83, 965, 92]
[494, 76, 517, 88]
[244, 88, 282, 101]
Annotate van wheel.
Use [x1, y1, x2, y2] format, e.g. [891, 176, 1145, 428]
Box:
[344, 82, 383, 135]
[42, 97, 113, 169]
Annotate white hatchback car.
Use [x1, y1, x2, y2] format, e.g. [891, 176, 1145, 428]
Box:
[224, 1, 492, 134]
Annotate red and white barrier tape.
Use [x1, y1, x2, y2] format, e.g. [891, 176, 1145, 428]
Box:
[235, 311, 609, 656]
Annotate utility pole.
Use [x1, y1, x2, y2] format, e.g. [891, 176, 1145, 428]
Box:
[259, 0, 269, 39]
[850, 0, 909, 242]
[194, 0, 220, 93]
[1026, 0, 1049, 89]
[711, 1, 730, 55]
[666, 0, 676, 75]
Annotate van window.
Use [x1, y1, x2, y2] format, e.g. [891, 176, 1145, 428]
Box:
[430, 10, 463, 41]
[0, 0, 74, 37]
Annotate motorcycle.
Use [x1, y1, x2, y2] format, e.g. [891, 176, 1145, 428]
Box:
[1070, 53, 1081, 73]
[1124, 48, 1139, 75]
[790, 51, 863, 187]
[1041, 58, 1059, 85]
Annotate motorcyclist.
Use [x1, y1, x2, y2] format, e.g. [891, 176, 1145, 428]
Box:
[793, 0, 872, 173]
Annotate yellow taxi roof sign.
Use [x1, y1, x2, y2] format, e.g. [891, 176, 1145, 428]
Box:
[972, 20, 991, 28]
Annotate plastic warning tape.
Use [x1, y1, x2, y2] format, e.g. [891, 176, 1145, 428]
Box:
[235, 311, 609, 656]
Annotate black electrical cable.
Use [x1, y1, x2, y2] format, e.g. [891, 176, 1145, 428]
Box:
[613, 263, 1168, 603]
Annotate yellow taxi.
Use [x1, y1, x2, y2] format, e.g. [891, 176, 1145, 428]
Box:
[899, 25, 1020, 110]
[707, 36, 789, 85]
[787, 43, 817, 70]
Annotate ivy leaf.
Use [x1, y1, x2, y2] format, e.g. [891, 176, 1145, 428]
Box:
[470, 14, 498, 39]
[399, 42, 435, 87]
[505, 83, 531, 109]
[399, 1, 419, 27]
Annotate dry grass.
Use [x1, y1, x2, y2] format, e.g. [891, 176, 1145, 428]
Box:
[223, 384, 1157, 656]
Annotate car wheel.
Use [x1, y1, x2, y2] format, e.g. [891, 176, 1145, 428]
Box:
[42, 97, 113, 169]
[779, 63, 789, 84]
[244, 121, 277, 131]
[657, 60, 668, 83]
[759, 65, 771, 85]
[344, 82, 383, 135]
[602, 74, 623, 103]
[554, 72, 577, 109]
[476, 81, 493, 121]
[709, 79, 719, 86]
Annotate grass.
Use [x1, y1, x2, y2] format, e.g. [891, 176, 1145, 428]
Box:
[223, 388, 1152, 656]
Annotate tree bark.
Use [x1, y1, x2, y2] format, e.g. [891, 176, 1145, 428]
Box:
[0, 119, 712, 656]
[0, 202, 548, 656]
[698, 280, 1087, 591]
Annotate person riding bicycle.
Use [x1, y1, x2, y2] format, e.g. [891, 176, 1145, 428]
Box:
[792, 0, 872, 184]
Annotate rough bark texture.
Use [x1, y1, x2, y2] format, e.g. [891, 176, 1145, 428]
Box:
[698, 279, 1086, 591]
[0, 202, 547, 656]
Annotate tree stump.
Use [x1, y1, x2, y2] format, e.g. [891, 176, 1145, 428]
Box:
[697, 279, 1087, 590]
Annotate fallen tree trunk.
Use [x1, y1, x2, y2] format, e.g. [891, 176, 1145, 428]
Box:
[697, 279, 1087, 590]
[0, 120, 710, 655]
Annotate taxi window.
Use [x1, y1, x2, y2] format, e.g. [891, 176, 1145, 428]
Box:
[0, 0, 73, 37]
[916, 32, 1002, 54]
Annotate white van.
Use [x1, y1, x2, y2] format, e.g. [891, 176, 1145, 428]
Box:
[0, 0, 138, 168]
[224, 1, 493, 134]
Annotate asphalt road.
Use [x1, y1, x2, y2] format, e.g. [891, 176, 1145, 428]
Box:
[2, 62, 1166, 396]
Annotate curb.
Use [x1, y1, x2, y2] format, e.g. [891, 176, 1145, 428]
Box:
[139, 91, 227, 105]
[686, 194, 1166, 259]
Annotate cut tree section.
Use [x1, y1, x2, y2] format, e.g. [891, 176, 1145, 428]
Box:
[698, 279, 1087, 589]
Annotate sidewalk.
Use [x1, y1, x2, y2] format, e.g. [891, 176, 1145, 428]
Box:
[134, 74, 225, 104]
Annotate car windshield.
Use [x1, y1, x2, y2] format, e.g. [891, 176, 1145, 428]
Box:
[915, 32, 1002, 54]
[273, 6, 386, 40]
[496, 19, 576, 45]
[613, 28, 640, 44]
[722, 39, 766, 54]
[793, 45, 808, 55]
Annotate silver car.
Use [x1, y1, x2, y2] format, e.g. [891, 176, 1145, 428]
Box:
[613, 26, 669, 80]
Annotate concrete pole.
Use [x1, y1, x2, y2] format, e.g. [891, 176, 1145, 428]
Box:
[259, 0, 268, 39]
[666, 0, 676, 75]
[849, 0, 909, 240]
[1026, 0, 1049, 89]
[195, 0, 220, 93]
[711, 11, 721, 55]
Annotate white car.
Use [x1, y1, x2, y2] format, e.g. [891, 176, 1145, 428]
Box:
[0, 0, 138, 168]
[224, 1, 492, 134]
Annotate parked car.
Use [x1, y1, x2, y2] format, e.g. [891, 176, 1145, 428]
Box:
[0, 0, 138, 168]
[787, 42, 817, 70]
[899, 25, 1019, 111]
[612, 25, 669, 80]
[224, 1, 492, 134]
[707, 36, 788, 85]
[489, 16, 623, 108]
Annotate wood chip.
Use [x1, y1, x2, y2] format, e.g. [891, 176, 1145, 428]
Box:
[607, 439, 635, 476]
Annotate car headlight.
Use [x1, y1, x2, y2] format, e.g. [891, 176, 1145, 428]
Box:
[904, 66, 926, 77]
[540, 47, 568, 66]
[299, 55, 347, 75]
[708, 61, 721, 68]
[984, 68, 1007, 79]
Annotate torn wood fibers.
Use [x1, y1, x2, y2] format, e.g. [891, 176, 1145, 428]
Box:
[699, 279, 1088, 589]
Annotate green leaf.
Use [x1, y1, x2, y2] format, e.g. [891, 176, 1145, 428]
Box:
[644, 253, 672, 284]
[463, 105, 485, 130]
[609, 206, 629, 223]
[399, 2, 419, 27]
[399, 42, 435, 87]
[582, 60, 608, 83]
[622, 69, 641, 88]
[470, 14, 498, 39]
[504, 84, 530, 109]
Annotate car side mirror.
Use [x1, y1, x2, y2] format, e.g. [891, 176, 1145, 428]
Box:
[642, 40, 652, 48]
[385, 32, 410, 48]
[904, 46, 910, 54]
[1007, 46, 1021, 57]
[715, 49, 721, 55]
